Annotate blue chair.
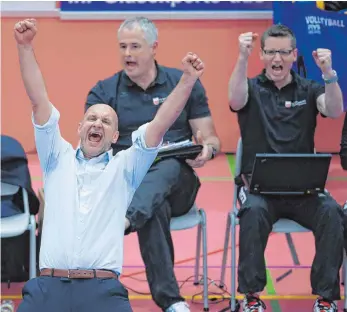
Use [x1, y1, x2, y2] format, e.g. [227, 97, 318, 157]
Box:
[170, 203, 209, 311]
[1, 182, 37, 279]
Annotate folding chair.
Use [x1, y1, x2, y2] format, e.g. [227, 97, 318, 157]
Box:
[1, 182, 37, 279]
[170, 203, 209, 311]
[219, 138, 347, 312]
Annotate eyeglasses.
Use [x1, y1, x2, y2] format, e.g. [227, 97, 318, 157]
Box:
[262, 49, 294, 57]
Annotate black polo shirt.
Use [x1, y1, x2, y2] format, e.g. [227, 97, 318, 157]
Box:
[85, 63, 211, 153]
[232, 70, 325, 174]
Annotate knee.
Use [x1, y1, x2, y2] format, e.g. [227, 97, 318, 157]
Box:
[239, 197, 272, 230]
[319, 197, 344, 228]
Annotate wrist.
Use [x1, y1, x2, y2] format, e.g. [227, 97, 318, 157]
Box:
[322, 68, 335, 79]
[238, 54, 249, 64]
[180, 74, 197, 87]
[322, 69, 338, 84]
[207, 144, 217, 160]
[17, 43, 34, 51]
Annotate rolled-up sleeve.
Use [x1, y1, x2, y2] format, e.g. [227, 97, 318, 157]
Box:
[124, 123, 162, 189]
[32, 104, 69, 176]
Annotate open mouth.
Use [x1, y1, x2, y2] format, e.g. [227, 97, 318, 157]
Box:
[272, 65, 283, 73]
[88, 131, 103, 143]
[126, 61, 137, 68]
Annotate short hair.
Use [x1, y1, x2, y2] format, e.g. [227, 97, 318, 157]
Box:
[118, 16, 158, 46]
[261, 24, 296, 49]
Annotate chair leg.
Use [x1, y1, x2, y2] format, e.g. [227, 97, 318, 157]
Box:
[199, 209, 209, 311]
[230, 212, 239, 312]
[219, 211, 231, 288]
[194, 220, 202, 285]
[29, 215, 37, 279]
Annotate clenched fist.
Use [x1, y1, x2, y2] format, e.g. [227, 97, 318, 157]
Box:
[238, 32, 258, 59]
[182, 52, 204, 80]
[14, 19, 37, 45]
[312, 48, 332, 74]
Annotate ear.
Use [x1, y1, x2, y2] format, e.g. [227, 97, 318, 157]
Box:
[259, 48, 264, 62]
[151, 41, 158, 56]
[111, 131, 120, 144]
[293, 48, 298, 62]
[77, 122, 82, 136]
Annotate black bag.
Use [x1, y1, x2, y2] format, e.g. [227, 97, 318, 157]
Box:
[1, 232, 31, 283]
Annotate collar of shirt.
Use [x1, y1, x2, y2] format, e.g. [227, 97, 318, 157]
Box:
[75, 147, 113, 166]
[257, 69, 299, 86]
[121, 60, 167, 88]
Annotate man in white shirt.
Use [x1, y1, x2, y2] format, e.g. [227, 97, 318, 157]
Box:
[14, 18, 205, 312]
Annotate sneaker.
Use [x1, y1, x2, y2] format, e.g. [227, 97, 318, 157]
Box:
[1, 300, 14, 312]
[166, 301, 190, 312]
[242, 294, 266, 312]
[313, 298, 337, 311]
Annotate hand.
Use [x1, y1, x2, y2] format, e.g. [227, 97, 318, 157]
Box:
[312, 48, 333, 75]
[239, 32, 258, 59]
[186, 130, 213, 168]
[182, 52, 205, 80]
[14, 18, 37, 46]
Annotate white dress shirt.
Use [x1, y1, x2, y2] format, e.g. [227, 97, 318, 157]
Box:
[34, 105, 161, 274]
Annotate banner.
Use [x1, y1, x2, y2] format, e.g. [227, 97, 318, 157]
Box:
[273, 2, 347, 111]
[59, 1, 272, 20]
[0, 1, 57, 17]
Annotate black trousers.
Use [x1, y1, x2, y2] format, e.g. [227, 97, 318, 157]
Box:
[17, 276, 132, 312]
[237, 187, 344, 301]
[125, 158, 200, 311]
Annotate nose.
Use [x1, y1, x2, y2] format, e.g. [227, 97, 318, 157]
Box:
[93, 119, 102, 127]
[125, 46, 131, 57]
[273, 52, 282, 61]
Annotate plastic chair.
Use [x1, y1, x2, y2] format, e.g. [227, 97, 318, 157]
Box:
[219, 138, 347, 311]
[1, 182, 37, 279]
[170, 203, 209, 311]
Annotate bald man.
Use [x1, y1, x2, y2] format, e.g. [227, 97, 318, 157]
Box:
[14, 18, 205, 312]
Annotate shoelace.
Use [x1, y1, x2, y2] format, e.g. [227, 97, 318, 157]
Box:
[245, 295, 266, 311]
[316, 299, 337, 311]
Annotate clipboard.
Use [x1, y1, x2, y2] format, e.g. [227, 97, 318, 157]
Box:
[157, 144, 203, 161]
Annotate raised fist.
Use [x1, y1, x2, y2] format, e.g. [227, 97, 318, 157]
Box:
[312, 48, 332, 74]
[14, 19, 37, 45]
[182, 52, 204, 80]
[238, 32, 258, 58]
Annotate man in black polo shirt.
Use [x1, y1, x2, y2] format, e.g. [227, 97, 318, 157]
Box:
[86, 17, 220, 312]
[341, 113, 347, 170]
[229, 24, 344, 312]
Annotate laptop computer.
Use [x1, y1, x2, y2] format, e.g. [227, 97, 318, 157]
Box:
[249, 153, 332, 195]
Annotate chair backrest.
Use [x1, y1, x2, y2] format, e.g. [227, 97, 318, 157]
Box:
[1, 182, 30, 215]
[1, 182, 20, 196]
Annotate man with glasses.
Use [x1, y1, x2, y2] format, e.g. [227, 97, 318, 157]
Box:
[228, 24, 344, 312]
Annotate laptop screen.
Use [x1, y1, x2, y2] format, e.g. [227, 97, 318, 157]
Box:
[249, 154, 332, 195]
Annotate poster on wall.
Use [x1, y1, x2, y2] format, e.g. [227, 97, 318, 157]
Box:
[273, 1, 347, 111]
[59, 1, 273, 20]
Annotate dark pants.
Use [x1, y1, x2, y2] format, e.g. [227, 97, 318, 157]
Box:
[17, 276, 132, 312]
[237, 187, 344, 301]
[125, 158, 200, 311]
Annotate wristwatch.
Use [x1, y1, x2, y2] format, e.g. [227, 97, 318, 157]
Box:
[322, 70, 338, 84]
[208, 145, 217, 160]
